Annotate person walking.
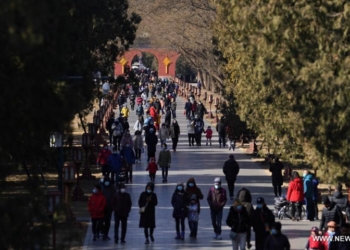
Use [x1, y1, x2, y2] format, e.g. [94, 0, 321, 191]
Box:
[96, 143, 112, 177]
[252, 197, 275, 250]
[101, 177, 116, 241]
[139, 182, 158, 244]
[171, 98, 177, 118]
[204, 126, 213, 146]
[312, 174, 320, 220]
[111, 119, 124, 150]
[269, 158, 284, 197]
[193, 115, 204, 146]
[187, 118, 195, 146]
[216, 116, 227, 147]
[226, 199, 251, 250]
[223, 154, 240, 200]
[88, 185, 106, 241]
[112, 183, 132, 244]
[171, 182, 188, 240]
[319, 196, 344, 232]
[184, 99, 192, 120]
[146, 157, 158, 182]
[107, 148, 122, 186]
[303, 170, 315, 221]
[286, 171, 304, 221]
[164, 106, 172, 127]
[237, 188, 254, 249]
[187, 194, 200, 238]
[157, 143, 172, 183]
[120, 130, 133, 149]
[120, 144, 135, 184]
[264, 222, 291, 250]
[145, 128, 158, 162]
[133, 130, 143, 164]
[207, 177, 227, 240]
[158, 123, 169, 145]
[169, 119, 180, 152]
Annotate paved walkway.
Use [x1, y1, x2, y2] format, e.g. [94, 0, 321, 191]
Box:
[83, 91, 318, 250]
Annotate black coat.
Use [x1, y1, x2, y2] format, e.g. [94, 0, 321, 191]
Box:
[171, 191, 187, 219]
[145, 134, 158, 152]
[216, 121, 226, 136]
[319, 202, 344, 230]
[169, 123, 180, 139]
[223, 159, 240, 182]
[226, 206, 251, 233]
[164, 110, 171, 126]
[269, 161, 284, 186]
[112, 191, 132, 218]
[138, 191, 158, 228]
[252, 206, 275, 235]
[264, 233, 291, 250]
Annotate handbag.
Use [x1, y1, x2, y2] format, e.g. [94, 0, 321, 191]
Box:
[139, 201, 149, 214]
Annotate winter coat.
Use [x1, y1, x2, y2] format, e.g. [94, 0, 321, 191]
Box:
[158, 127, 169, 141]
[193, 119, 204, 134]
[226, 206, 251, 233]
[112, 191, 132, 218]
[139, 183, 158, 228]
[136, 97, 143, 105]
[145, 133, 158, 152]
[171, 191, 188, 219]
[187, 123, 195, 134]
[264, 233, 291, 250]
[269, 161, 284, 186]
[133, 134, 144, 150]
[184, 101, 192, 111]
[303, 174, 314, 198]
[120, 134, 133, 148]
[146, 162, 158, 174]
[107, 153, 122, 172]
[120, 146, 135, 165]
[171, 101, 177, 111]
[188, 203, 199, 222]
[205, 129, 213, 139]
[196, 103, 207, 117]
[133, 120, 143, 132]
[153, 101, 161, 113]
[312, 177, 319, 201]
[216, 121, 226, 136]
[286, 177, 304, 202]
[185, 178, 204, 214]
[102, 184, 117, 211]
[319, 202, 344, 230]
[305, 235, 325, 250]
[96, 148, 111, 165]
[207, 186, 227, 211]
[169, 123, 180, 139]
[164, 110, 171, 126]
[149, 106, 158, 120]
[106, 117, 115, 132]
[252, 206, 275, 235]
[237, 188, 254, 219]
[330, 191, 349, 211]
[323, 232, 340, 250]
[157, 150, 171, 167]
[88, 191, 106, 219]
[329, 235, 350, 250]
[223, 158, 240, 182]
[121, 107, 129, 118]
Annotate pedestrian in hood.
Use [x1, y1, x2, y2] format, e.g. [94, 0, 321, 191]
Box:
[286, 171, 304, 221]
[101, 177, 116, 240]
[264, 222, 291, 250]
[223, 154, 240, 200]
[169, 119, 180, 151]
[171, 182, 187, 240]
[157, 143, 171, 183]
[236, 188, 254, 249]
[88, 184, 106, 241]
[139, 182, 158, 245]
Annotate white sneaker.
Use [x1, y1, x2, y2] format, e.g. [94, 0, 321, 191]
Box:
[216, 234, 222, 240]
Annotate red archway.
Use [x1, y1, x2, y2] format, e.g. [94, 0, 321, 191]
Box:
[114, 48, 181, 77]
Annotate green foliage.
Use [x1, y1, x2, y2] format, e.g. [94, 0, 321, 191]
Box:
[175, 55, 197, 78]
[141, 52, 158, 71]
[214, 0, 350, 182]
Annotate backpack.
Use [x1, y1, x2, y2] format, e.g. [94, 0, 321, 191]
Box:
[112, 122, 122, 136]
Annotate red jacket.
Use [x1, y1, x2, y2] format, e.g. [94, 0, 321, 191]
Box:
[149, 106, 158, 120]
[146, 162, 158, 174]
[96, 148, 111, 165]
[88, 191, 106, 218]
[287, 177, 304, 202]
[136, 97, 143, 105]
[307, 235, 325, 250]
[205, 129, 213, 139]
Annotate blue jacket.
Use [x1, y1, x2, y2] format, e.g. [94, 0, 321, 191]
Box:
[303, 174, 314, 198]
[120, 147, 135, 165]
[312, 177, 319, 201]
[107, 153, 122, 172]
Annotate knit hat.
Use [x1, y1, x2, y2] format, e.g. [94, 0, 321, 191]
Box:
[256, 197, 265, 204]
[214, 177, 221, 184]
[322, 195, 330, 204]
[190, 194, 197, 201]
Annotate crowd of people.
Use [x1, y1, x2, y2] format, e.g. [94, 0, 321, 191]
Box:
[88, 75, 350, 249]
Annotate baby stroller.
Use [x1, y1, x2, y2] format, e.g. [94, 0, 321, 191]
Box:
[274, 196, 288, 217]
[274, 197, 306, 220]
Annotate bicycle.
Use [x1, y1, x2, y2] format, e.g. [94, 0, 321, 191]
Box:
[277, 202, 306, 220]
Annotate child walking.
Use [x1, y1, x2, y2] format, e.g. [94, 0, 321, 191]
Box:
[146, 157, 158, 182]
[188, 194, 199, 238]
[204, 126, 213, 146]
[305, 226, 324, 250]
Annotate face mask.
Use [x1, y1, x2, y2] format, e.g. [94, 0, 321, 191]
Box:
[271, 229, 277, 235]
[120, 188, 126, 193]
[188, 183, 194, 187]
[236, 205, 242, 210]
[92, 188, 98, 194]
[104, 181, 110, 186]
[328, 230, 335, 235]
[177, 186, 183, 191]
[303, 173, 307, 177]
[147, 190, 152, 193]
[214, 185, 220, 189]
[257, 204, 263, 209]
